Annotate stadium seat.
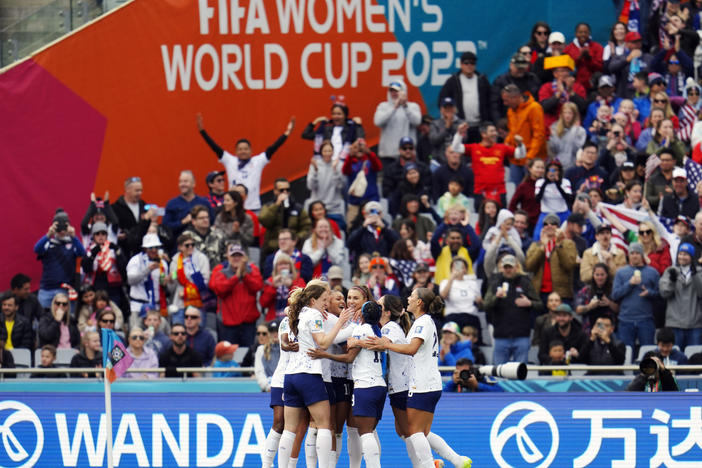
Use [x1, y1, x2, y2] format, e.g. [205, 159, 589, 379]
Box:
[233, 346, 248, 364]
[205, 312, 217, 331]
[477, 313, 492, 346]
[205, 328, 217, 342]
[56, 348, 79, 367]
[248, 246, 260, 266]
[9, 348, 31, 368]
[685, 345, 702, 359]
[528, 345, 539, 364]
[636, 345, 663, 363]
[624, 345, 633, 375]
[479, 346, 493, 365]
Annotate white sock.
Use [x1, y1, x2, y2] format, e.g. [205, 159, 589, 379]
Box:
[288, 456, 298, 468]
[335, 433, 344, 463]
[316, 428, 333, 468]
[408, 432, 435, 468]
[329, 450, 338, 468]
[277, 430, 297, 468]
[305, 428, 318, 468]
[427, 432, 462, 467]
[373, 430, 381, 457]
[403, 436, 420, 467]
[361, 433, 381, 468]
[262, 429, 282, 468]
[347, 426, 363, 468]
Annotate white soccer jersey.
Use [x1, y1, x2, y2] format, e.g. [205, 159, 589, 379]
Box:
[285, 307, 324, 375]
[220, 151, 268, 210]
[270, 317, 291, 388]
[382, 321, 410, 394]
[329, 314, 354, 379]
[406, 314, 442, 393]
[351, 323, 386, 389]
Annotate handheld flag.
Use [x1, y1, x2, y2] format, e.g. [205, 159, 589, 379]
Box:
[102, 328, 134, 383]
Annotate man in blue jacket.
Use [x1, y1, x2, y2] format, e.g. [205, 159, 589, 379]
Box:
[443, 358, 504, 393]
[163, 170, 213, 240]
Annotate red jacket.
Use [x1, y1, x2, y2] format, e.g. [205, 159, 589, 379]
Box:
[209, 262, 263, 326]
[259, 276, 306, 321]
[564, 40, 604, 90]
[508, 178, 540, 228]
[648, 240, 672, 276]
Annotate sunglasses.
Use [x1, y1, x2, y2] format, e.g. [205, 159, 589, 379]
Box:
[689, 90, 700, 95]
[100, 319, 115, 324]
[278, 188, 291, 192]
[55, 301, 69, 307]
[130, 335, 145, 341]
[257, 332, 269, 336]
[462, 60, 476, 65]
[669, 60, 680, 65]
[535, 30, 548, 36]
[544, 221, 559, 226]
[638, 229, 653, 235]
[172, 331, 187, 336]
[94, 231, 107, 236]
[401, 146, 415, 150]
[183, 243, 195, 248]
[372, 265, 385, 269]
[185, 314, 200, 320]
[213, 178, 225, 183]
[653, 99, 667, 103]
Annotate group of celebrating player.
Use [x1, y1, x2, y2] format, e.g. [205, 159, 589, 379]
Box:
[260, 281, 473, 468]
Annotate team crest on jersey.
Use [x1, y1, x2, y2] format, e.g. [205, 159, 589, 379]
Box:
[382, 329, 390, 335]
[415, 326, 423, 333]
[314, 319, 323, 329]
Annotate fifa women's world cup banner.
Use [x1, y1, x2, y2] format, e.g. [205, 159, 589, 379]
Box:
[0, 0, 614, 286]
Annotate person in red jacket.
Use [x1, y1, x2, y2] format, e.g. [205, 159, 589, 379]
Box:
[259, 253, 306, 322]
[564, 22, 604, 91]
[538, 55, 587, 132]
[209, 243, 263, 348]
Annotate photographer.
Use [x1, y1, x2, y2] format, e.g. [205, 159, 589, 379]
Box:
[580, 315, 626, 375]
[443, 358, 504, 393]
[626, 351, 679, 392]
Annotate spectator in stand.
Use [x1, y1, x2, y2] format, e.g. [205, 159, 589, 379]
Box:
[438, 322, 475, 372]
[475, 199, 499, 239]
[429, 97, 465, 166]
[651, 46, 694, 98]
[512, 209, 534, 253]
[259, 178, 312, 260]
[491, 54, 542, 125]
[255, 321, 281, 391]
[547, 103, 587, 170]
[111, 176, 146, 256]
[308, 201, 343, 240]
[212, 341, 242, 377]
[526, 214, 578, 305]
[617, 99, 643, 142]
[680, 212, 702, 262]
[502, 84, 547, 184]
[159, 323, 203, 378]
[569, 193, 599, 245]
[126, 234, 169, 330]
[482, 210, 526, 280]
[583, 75, 622, 130]
[214, 190, 254, 248]
[81, 222, 127, 308]
[452, 121, 524, 207]
[636, 108, 665, 154]
[659, 243, 702, 349]
[580, 315, 626, 374]
[439, 257, 482, 332]
[647, 151, 679, 213]
[142, 309, 171, 356]
[352, 253, 372, 287]
[538, 340, 570, 376]
[231, 184, 264, 245]
[10, 273, 42, 325]
[612, 242, 660, 348]
[533, 292, 561, 347]
[399, 262, 439, 302]
[432, 205, 481, 260]
[438, 51, 492, 143]
[374, 80, 422, 170]
[484, 254, 542, 364]
[197, 113, 295, 211]
[81, 290, 125, 336]
[183, 306, 215, 367]
[564, 22, 604, 91]
[580, 224, 627, 281]
[367, 257, 400, 299]
[534, 161, 573, 239]
[537, 304, 587, 364]
[436, 176, 471, 218]
[646, 118, 686, 164]
[342, 138, 382, 227]
[392, 195, 436, 243]
[636, 220, 672, 276]
[163, 170, 213, 240]
[382, 137, 431, 204]
[205, 171, 227, 212]
[606, 161, 640, 204]
[80, 192, 119, 249]
[509, 159, 545, 230]
[260, 253, 306, 322]
[432, 226, 476, 285]
[388, 162, 432, 219]
[34, 209, 86, 309]
[576, 262, 620, 332]
[169, 233, 211, 324]
[0, 291, 34, 350]
[527, 22, 552, 64]
[416, 113, 434, 164]
[660, 167, 700, 220]
[209, 243, 263, 348]
[263, 229, 313, 282]
[306, 141, 345, 230]
[678, 78, 702, 143]
[388, 238, 418, 288]
[31, 344, 66, 379]
[532, 31, 568, 84]
[431, 145, 474, 203]
[302, 102, 364, 162]
[606, 31, 653, 98]
[347, 201, 400, 259]
[654, 327, 689, 366]
[602, 22, 627, 72]
[302, 218, 344, 278]
[184, 205, 226, 269]
[69, 331, 102, 378]
[564, 141, 608, 193]
[125, 327, 159, 379]
[538, 55, 587, 131]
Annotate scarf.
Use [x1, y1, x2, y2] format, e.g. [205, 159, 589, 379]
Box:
[435, 246, 473, 285]
[592, 241, 618, 263]
[95, 243, 121, 285]
[176, 254, 203, 308]
[144, 255, 168, 317]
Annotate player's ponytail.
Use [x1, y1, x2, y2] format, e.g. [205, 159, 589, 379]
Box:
[416, 287, 444, 316]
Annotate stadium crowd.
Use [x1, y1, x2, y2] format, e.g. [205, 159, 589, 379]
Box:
[6, 3, 702, 386]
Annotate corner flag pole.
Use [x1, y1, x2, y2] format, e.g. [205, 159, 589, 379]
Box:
[104, 368, 114, 468]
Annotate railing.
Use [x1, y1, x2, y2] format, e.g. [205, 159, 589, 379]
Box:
[0, 0, 125, 68]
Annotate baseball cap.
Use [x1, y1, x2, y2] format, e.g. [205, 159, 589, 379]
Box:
[511, 53, 529, 67]
[461, 51, 477, 63]
[674, 215, 691, 228]
[596, 223, 612, 233]
[648, 72, 665, 85]
[500, 254, 517, 267]
[399, 136, 415, 148]
[91, 222, 108, 235]
[567, 213, 585, 226]
[227, 244, 245, 256]
[369, 257, 387, 268]
[327, 265, 343, 280]
[673, 167, 687, 179]
[404, 162, 419, 174]
[268, 320, 279, 333]
[141, 233, 162, 248]
[389, 81, 403, 91]
[678, 243, 696, 256]
[555, 304, 574, 315]
[364, 201, 382, 214]
[414, 262, 430, 273]
[548, 32, 566, 44]
[441, 321, 461, 335]
[625, 31, 642, 42]
[215, 341, 239, 358]
[440, 97, 456, 108]
[206, 170, 225, 185]
[622, 161, 635, 171]
[598, 75, 615, 88]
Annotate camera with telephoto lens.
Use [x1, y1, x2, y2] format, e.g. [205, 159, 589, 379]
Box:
[640, 351, 662, 381]
[56, 220, 68, 232]
[458, 362, 528, 384]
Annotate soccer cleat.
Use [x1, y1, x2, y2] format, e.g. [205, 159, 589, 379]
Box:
[434, 460, 445, 468]
[458, 455, 472, 468]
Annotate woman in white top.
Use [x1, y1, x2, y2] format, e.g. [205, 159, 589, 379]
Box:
[302, 218, 345, 277]
[277, 283, 351, 468]
[310, 301, 386, 468]
[439, 257, 482, 333]
[368, 288, 472, 468]
[534, 160, 572, 241]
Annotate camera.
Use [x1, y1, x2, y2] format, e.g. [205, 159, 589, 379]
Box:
[56, 220, 68, 232]
[640, 352, 662, 381]
[369, 209, 379, 215]
[613, 130, 621, 137]
[458, 362, 528, 383]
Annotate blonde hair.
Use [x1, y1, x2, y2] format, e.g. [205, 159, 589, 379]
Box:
[273, 253, 297, 278]
[51, 293, 71, 324]
[653, 92, 675, 118]
[639, 220, 662, 252]
[311, 218, 332, 251]
[554, 102, 581, 137]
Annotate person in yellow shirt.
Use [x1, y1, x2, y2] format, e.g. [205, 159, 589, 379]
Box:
[0, 291, 34, 350]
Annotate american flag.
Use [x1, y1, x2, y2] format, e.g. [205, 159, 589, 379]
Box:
[685, 157, 702, 192]
[598, 203, 674, 252]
